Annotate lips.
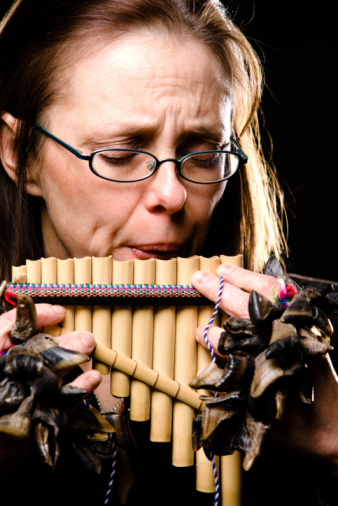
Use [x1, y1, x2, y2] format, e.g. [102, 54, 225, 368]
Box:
[129, 243, 188, 260]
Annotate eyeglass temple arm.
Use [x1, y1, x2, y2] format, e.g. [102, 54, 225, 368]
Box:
[231, 139, 248, 165]
[34, 123, 90, 161]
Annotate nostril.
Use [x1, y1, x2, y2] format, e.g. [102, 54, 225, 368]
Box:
[144, 164, 187, 214]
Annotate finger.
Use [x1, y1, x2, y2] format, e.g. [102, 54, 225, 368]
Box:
[217, 264, 282, 301]
[0, 309, 17, 348]
[69, 369, 102, 394]
[1, 303, 66, 331]
[35, 303, 66, 328]
[0, 303, 66, 351]
[196, 323, 223, 353]
[192, 270, 250, 317]
[57, 331, 96, 356]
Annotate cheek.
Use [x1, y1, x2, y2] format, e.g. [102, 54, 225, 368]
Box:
[190, 182, 226, 220]
[187, 183, 227, 252]
[39, 152, 101, 213]
[41, 161, 141, 236]
[210, 182, 227, 210]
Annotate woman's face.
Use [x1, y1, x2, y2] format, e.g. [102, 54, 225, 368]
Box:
[30, 30, 231, 261]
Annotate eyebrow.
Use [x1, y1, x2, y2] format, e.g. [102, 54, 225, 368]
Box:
[81, 122, 229, 151]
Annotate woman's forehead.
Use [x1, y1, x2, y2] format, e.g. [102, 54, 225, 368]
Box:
[46, 30, 231, 139]
[64, 31, 229, 92]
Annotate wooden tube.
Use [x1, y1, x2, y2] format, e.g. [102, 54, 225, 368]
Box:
[110, 260, 134, 397]
[39, 258, 58, 334]
[220, 254, 243, 267]
[196, 256, 220, 493]
[221, 453, 242, 506]
[172, 256, 199, 467]
[92, 256, 112, 375]
[39, 328, 204, 410]
[150, 258, 176, 442]
[12, 264, 27, 282]
[11, 253, 243, 505]
[41, 257, 57, 285]
[57, 258, 75, 331]
[12, 259, 39, 285]
[220, 255, 243, 505]
[73, 257, 92, 333]
[130, 258, 156, 421]
[219, 254, 243, 326]
[197, 256, 221, 386]
[26, 259, 41, 284]
[94, 343, 203, 410]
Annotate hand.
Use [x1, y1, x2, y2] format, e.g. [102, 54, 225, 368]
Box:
[270, 355, 338, 478]
[0, 303, 102, 393]
[0, 303, 102, 479]
[192, 263, 338, 478]
[192, 262, 282, 349]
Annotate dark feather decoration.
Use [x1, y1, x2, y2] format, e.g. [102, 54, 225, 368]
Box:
[190, 256, 336, 470]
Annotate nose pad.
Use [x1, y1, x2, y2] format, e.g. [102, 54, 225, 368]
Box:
[147, 161, 156, 172]
[145, 160, 187, 214]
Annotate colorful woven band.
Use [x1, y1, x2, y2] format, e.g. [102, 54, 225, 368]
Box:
[6, 282, 210, 307]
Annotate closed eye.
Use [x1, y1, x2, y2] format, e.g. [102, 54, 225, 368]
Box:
[96, 150, 138, 165]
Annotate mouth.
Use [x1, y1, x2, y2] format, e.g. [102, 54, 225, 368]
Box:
[128, 244, 188, 260]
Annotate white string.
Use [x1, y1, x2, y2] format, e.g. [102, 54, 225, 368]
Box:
[201, 275, 224, 506]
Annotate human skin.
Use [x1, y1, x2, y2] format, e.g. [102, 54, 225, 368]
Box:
[1, 28, 232, 404]
[25, 30, 229, 262]
[193, 264, 338, 479]
[1, 28, 338, 477]
[0, 27, 230, 400]
[10, 28, 230, 407]
[0, 304, 100, 479]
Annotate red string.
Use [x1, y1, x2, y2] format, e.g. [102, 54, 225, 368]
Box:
[4, 290, 17, 306]
[277, 283, 297, 307]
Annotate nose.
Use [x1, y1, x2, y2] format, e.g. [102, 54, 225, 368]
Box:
[143, 159, 187, 214]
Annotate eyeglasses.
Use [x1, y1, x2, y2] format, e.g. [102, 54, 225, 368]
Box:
[34, 123, 247, 184]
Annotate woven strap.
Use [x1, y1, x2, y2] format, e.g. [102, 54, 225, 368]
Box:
[6, 282, 210, 306]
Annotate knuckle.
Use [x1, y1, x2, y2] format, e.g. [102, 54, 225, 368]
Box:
[229, 292, 249, 317]
[263, 275, 282, 297]
[221, 291, 249, 318]
[218, 263, 238, 282]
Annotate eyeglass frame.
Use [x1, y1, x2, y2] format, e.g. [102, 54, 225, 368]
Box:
[34, 123, 248, 184]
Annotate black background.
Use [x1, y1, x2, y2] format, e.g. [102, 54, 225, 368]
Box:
[1, 1, 336, 281]
[227, 1, 337, 281]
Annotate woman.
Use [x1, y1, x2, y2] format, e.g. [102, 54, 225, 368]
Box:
[0, 1, 337, 505]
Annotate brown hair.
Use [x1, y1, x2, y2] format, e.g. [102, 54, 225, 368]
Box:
[0, 0, 286, 278]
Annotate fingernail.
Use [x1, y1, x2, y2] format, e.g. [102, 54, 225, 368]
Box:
[192, 270, 210, 285]
[52, 305, 66, 315]
[217, 264, 229, 276]
[88, 371, 102, 387]
[80, 332, 95, 347]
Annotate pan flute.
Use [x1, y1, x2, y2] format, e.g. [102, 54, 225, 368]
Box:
[11, 254, 243, 505]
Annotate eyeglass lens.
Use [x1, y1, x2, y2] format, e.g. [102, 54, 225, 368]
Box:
[92, 150, 239, 183]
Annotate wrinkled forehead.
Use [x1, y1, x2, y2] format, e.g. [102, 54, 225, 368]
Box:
[40, 26, 232, 121]
[42, 29, 232, 147]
